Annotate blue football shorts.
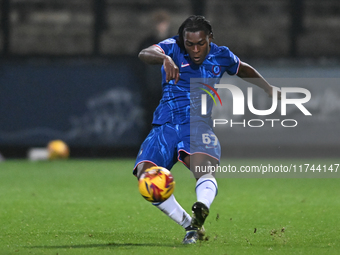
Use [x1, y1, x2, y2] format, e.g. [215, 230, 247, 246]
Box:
[133, 122, 221, 175]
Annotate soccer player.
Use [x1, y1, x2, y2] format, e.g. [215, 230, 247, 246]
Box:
[133, 15, 279, 244]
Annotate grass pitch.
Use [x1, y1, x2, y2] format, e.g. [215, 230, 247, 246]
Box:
[0, 158, 339, 255]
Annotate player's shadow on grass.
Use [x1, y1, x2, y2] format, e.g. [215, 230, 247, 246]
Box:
[28, 242, 187, 249]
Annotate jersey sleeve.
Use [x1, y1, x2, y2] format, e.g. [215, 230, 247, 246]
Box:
[221, 46, 240, 75]
[155, 38, 177, 58]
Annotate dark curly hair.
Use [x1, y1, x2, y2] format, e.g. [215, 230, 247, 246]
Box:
[177, 15, 214, 49]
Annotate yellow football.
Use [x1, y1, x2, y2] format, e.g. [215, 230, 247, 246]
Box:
[138, 166, 175, 203]
[47, 140, 70, 160]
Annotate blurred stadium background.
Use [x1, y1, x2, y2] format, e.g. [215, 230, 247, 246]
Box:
[0, 0, 339, 159]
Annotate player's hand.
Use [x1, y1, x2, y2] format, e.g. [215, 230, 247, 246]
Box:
[163, 56, 180, 84]
[266, 85, 281, 100]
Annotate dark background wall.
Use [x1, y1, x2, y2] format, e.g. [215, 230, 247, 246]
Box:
[0, 0, 339, 158]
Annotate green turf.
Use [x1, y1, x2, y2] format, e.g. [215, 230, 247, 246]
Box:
[0, 158, 339, 255]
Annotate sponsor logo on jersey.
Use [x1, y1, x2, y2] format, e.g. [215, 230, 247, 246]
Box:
[181, 62, 190, 68]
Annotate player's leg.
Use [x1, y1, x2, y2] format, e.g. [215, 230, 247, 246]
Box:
[133, 125, 192, 231]
[180, 153, 218, 243]
[134, 161, 192, 229]
[178, 123, 220, 243]
[183, 153, 218, 228]
[180, 121, 220, 216]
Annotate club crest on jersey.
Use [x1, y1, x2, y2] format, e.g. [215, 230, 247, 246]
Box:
[212, 65, 221, 75]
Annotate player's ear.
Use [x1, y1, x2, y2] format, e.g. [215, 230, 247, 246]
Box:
[208, 32, 213, 42]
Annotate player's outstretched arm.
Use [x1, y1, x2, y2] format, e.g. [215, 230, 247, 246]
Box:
[237, 61, 281, 99]
[138, 45, 180, 83]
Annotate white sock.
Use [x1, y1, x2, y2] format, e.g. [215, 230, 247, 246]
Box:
[153, 194, 191, 229]
[195, 174, 218, 209]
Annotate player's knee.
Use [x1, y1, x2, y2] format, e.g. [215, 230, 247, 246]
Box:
[191, 159, 218, 179]
[135, 162, 155, 179]
[135, 165, 144, 180]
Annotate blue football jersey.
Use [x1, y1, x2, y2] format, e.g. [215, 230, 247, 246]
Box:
[152, 36, 240, 125]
